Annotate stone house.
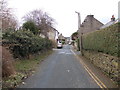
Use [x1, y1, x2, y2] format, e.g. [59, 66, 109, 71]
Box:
[58, 34, 65, 43]
[47, 27, 59, 47]
[48, 27, 56, 41]
[77, 15, 103, 51]
[79, 15, 104, 35]
[64, 37, 70, 44]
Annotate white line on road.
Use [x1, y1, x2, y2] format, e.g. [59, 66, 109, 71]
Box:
[58, 52, 65, 54]
[67, 70, 70, 72]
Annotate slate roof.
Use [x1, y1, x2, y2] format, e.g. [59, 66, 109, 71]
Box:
[100, 18, 119, 29]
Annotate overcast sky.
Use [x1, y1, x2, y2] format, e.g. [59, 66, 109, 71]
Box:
[8, 0, 119, 37]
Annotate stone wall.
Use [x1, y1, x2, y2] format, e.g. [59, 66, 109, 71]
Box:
[80, 15, 103, 34]
[83, 50, 119, 83]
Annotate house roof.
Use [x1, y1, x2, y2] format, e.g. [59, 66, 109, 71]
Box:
[49, 26, 59, 33]
[81, 15, 103, 26]
[100, 18, 119, 29]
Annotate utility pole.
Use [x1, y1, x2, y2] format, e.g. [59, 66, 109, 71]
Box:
[75, 11, 83, 55]
[0, 1, 3, 31]
[75, 11, 81, 30]
[118, 1, 120, 22]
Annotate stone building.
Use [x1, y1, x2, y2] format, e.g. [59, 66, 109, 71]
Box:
[47, 27, 59, 47]
[79, 15, 103, 35]
[58, 33, 65, 43]
[64, 37, 70, 44]
[48, 27, 59, 41]
[39, 26, 59, 47]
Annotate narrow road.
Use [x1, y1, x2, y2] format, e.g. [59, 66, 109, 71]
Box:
[20, 45, 100, 88]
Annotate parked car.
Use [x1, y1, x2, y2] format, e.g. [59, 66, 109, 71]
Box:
[57, 42, 63, 48]
[68, 42, 71, 45]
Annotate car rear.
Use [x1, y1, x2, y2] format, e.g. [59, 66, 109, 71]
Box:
[57, 42, 63, 48]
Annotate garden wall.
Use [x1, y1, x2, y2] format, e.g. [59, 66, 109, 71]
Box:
[82, 23, 120, 84]
[83, 50, 119, 83]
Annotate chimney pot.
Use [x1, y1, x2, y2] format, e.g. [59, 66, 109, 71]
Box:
[111, 15, 115, 21]
[87, 15, 94, 17]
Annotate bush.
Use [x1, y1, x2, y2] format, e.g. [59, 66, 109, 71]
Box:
[82, 23, 120, 57]
[3, 30, 53, 58]
[2, 46, 16, 77]
[22, 21, 39, 35]
[77, 38, 80, 51]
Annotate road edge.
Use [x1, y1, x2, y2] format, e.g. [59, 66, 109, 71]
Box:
[70, 47, 118, 89]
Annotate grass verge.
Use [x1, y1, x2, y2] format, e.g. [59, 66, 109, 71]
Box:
[2, 50, 53, 88]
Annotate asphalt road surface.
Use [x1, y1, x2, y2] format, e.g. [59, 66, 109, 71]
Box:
[20, 45, 100, 88]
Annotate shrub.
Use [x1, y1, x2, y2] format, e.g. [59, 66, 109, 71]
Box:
[82, 23, 120, 57]
[2, 46, 16, 77]
[3, 30, 53, 59]
[77, 38, 80, 51]
[22, 21, 39, 35]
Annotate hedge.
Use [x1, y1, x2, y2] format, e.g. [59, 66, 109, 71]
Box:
[82, 23, 120, 57]
[3, 30, 53, 58]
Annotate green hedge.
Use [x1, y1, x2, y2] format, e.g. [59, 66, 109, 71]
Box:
[82, 23, 120, 57]
[75, 38, 80, 51]
[3, 30, 53, 58]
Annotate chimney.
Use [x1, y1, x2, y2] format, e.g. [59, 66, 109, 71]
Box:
[87, 15, 94, 17]
[111, 15, 115, 21]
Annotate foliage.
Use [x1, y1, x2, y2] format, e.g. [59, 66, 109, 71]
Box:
[82, 23, 120, 57]
[22, 21, 39, 35]
[77, 38, 80, 51]
[3, 30, 53, 58]
[2, 46, 16, 77]
[71, 32, 78, 40]
[3, 72, 26, 88]
[23, 9, 55, 38]
[0, 0, 18, 31]
[2, 50, 53, 88]
[14, 50, 53, 73]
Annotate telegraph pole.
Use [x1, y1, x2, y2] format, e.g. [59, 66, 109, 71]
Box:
[75, 11, 81, 30]
[0, 1, 3, 31]
[75, 11, 83, 55]
[118, 1, 120, 22]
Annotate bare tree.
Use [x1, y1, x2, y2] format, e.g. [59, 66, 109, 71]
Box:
[23, 9, 55, 38]
[24, 10, 43, 25]
[0, 0, 18, 31]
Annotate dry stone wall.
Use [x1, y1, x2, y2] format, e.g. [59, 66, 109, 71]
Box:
[83, 50, 119, 84]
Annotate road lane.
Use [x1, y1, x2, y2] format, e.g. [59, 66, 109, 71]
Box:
[19, 45, 100, 88]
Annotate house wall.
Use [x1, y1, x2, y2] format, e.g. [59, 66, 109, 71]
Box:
[48, 28, 59, 48]
[80, 15, 103, 34]
[48, 30, 56, 41]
